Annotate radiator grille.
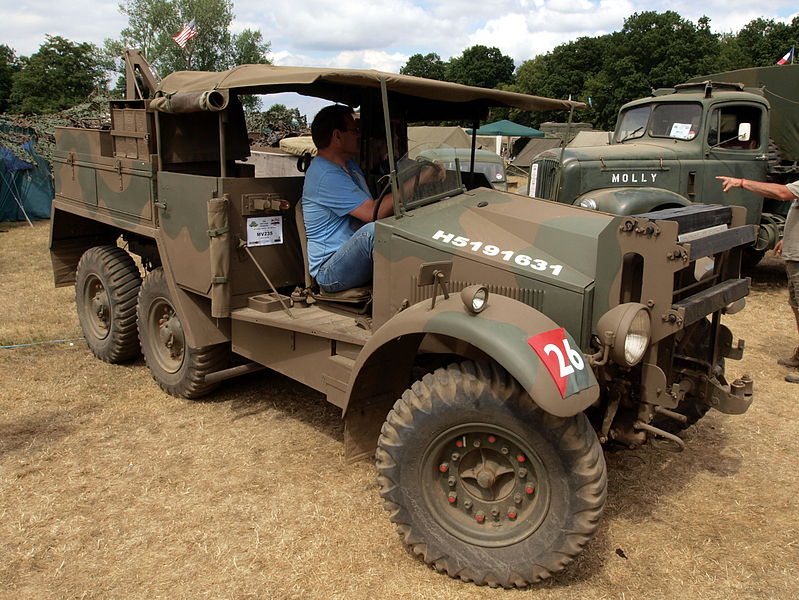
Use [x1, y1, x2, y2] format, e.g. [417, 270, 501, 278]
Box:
[532, 157, 559, 200]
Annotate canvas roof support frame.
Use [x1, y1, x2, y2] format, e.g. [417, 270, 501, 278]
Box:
[148, 65, 584, 208]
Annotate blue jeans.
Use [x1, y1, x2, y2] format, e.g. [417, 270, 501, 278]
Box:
[315, 222, 374, 292]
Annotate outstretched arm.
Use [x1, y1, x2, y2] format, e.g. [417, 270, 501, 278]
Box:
[716, 176, 797, 201]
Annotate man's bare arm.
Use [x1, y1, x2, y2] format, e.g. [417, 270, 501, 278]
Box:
[716, 176, 797, 200]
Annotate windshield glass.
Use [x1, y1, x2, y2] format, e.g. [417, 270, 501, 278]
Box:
[615, 105, 650, 142]
[392, 142, 466, 212]
[648, 103, 702, 140]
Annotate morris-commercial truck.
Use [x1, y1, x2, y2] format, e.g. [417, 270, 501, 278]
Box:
[531, 64, 799, 264]
[49, 51, 754, 587]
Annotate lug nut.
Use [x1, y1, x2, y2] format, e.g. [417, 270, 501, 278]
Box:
[448, 492, 457, 504]
[517, 455, 525, 463]
[475, 511, 485, 523]
[490, 508, 500, 519]
[473, 439, 481, 448]
[455, 440, 463, 448]
[508, 509, 517, 520]
[487, 435, 496, 443]
[439, 462, 448, 473]
[514, 493, 523, 504]
[463, 500, 473, 510]
[447, 476, 456, 487]
[451, 452, 460, 462]
[500, 447, 509, 455]
[518, 468, 527, 478]
[525, 485, 535, 495]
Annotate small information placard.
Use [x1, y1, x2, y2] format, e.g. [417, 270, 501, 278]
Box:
[670, 123, 692, 140]
[246, 216, 283, 247]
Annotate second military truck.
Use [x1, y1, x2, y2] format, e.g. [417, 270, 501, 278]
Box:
[531, 64, 799, 263]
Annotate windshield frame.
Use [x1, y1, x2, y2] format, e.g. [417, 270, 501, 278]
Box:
[614, 101, 703, 144]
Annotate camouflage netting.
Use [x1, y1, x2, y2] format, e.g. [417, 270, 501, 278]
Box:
[0, 91, 112, 164]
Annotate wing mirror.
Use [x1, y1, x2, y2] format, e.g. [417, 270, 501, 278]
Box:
[737, 123, 751, 142]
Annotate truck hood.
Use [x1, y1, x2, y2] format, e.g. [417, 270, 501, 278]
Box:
[541, 141, 684, 164]
[381, 187, 617, 293]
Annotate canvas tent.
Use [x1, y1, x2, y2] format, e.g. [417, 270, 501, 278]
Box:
[467, 120, 545, 137]
[466, 119, 544, 157]
[0, 137, 53, 223]
[511, 138, 563, 168]
[408, 126, 471, 150]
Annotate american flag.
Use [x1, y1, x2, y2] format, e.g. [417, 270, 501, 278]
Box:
[172, 19, 198, 48]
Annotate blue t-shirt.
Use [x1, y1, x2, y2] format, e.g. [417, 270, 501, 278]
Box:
[302, 156, 371, 277]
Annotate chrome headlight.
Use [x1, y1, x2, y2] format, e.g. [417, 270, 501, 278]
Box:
[578, 198, 598, 210]
[596, 303, 651, 366]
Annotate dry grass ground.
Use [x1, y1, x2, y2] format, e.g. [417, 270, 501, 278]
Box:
[1, 220, 798, 600]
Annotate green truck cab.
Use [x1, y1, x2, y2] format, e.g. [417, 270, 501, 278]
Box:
[532, 65, 799, 262]
[49, 51, 755, 587]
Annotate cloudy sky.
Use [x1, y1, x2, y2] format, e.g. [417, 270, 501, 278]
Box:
[2, 0, 797, 114]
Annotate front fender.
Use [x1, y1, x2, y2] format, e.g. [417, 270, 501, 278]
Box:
[576, 186, 691, 215]
[345, 293, 599, 418]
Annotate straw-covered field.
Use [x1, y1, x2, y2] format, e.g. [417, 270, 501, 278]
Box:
[1, 220, 797, 600]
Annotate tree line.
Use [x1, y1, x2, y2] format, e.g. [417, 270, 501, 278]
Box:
[1, 8, 797, 132]
[401, 12, 799, 130]
[0, 0, 269, 115]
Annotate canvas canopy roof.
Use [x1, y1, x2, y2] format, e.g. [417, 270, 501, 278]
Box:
[155, 66, 583, 120]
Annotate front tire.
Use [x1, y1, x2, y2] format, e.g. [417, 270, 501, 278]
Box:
[376, 361, 607, 587]
[137, 268, 227, 398]
[75, 245, 142, 363]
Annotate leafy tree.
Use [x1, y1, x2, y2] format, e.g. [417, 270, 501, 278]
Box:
[731, 17, 799, 67]
[510, 35, 611, 127]
[446, 45, 515, 89]
[0, 45, 20, 113]
[582, 12, 722, 128]
[104, 0, 270, 81]
[8, 36, 106, 114]
[400, 53, 446, 80]
[247, 103, 307, 135]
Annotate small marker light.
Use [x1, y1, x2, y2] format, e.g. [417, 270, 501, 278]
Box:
[461, 284, 489, 314]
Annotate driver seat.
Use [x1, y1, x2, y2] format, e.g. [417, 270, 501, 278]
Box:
[293, 200, 372, 310]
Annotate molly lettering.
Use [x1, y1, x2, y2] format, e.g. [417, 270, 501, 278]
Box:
[611, 172, 658, 184]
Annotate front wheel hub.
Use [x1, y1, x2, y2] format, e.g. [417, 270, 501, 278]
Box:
[421, 425, 551, 548]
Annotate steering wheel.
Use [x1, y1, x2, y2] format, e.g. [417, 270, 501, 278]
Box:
[372, 175, 392, 222]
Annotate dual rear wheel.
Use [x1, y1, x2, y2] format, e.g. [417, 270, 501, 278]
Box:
[75, 246, 226, 398]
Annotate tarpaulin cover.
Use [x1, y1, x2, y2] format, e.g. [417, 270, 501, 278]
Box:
[0, 139, 53, 222]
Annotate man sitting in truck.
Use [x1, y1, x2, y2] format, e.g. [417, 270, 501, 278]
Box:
[302, 104, 442, 293]
[718, 175, 799, 383]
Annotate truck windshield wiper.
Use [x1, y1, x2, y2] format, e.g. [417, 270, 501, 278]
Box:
[618, 126, 643, 143]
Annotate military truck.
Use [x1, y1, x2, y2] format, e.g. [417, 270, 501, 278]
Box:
[531, 64, 799, 263]
[49, 51, 755, 587]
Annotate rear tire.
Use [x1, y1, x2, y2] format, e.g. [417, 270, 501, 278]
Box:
[137, 268, 227, 398]
[376, 361, 607, 587]
[75, 245, 141, 363]
[742, 247, 766, 271]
